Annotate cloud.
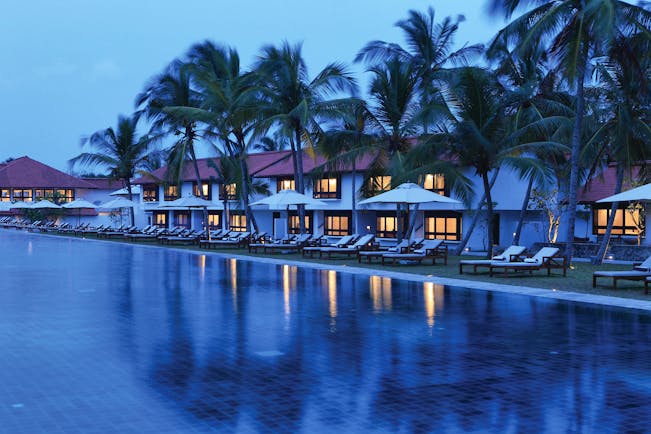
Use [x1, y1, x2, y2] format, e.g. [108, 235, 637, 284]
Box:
[90, 59, 121, 80]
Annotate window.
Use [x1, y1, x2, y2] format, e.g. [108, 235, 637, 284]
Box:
[287, 211, 312, 234]
[324, 211, 351, 236]
[164, 185, 179, 201]
[12, 189, 32, 202]
[425, 211, 462, 241]
[34, 189, 53, 201]
[366, 176, 391, 195]
[313, 176, 340, 199]
[229, 212, 247, 232]
[193, 181, 212, 200]
[55, 189, 74, 204]
[142, 184, 159, 202]
[207, 211, 221, 230]
[153, 211, 167, 228]
[423, 174, 446, 195]
[375, 211, 406, 239]
[592, 205, 644, 236]
[219, 183, 237, 201]
[174, 211, 191, 229]
[277, 177, 296, 192]
[1, 189, 10, 202]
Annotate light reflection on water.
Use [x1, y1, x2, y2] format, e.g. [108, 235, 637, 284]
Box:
[1, 230, 651, 433]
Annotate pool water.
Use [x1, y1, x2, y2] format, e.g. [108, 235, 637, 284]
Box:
[1, 230, 650, 433]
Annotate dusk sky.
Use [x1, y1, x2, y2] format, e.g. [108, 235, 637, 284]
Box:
[0, 0, 505, 172]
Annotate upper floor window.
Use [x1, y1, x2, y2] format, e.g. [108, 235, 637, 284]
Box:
[164, 185, 179, 201]
[423, 174, 446, 196]
[13, 189, 33, 202]
[1, 189, 11, 202]
[425, 211, 461, 241]
[142, 184, 159, 202]
[277, 177, 296, 192]
[193, 181, 212, 200]
[313, 176, 340, 199]
[54, 189, 74, 204]
[219, 183, 237, 201]
[366, 175, 392, 196]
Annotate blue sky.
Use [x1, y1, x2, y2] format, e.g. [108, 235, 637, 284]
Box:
[0, 0, 505, 172]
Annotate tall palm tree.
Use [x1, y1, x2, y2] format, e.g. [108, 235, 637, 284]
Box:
[254, 42, 357, 233]
[135, 60, 210, 233]
[489, 0, 651, 260]
[69, 114, 153, 225]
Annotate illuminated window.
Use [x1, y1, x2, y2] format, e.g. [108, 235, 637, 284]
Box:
[229, 212, 247, 232]
[287, 211, 312, 234]
[164, 185, 179, 201]
[425, 211, 462, 241]
[153, 211, 167, 228]
[313, 176, 340, 199]
[366, 175, 391, 195]
[12, 189, 33, 202]
[219, 183, 237, 200]
[142, 184, 159, 202]
[207, 211, 221, 230]
[423, 174, 446, 195]
[34, 189, 53, 201]
[324, 211, 351, 236]
[193, 181, 212, 200]
[1, 189, 10, 202]
[174, 211, 191, 229]
[375, 211, 406, 239]
[55, 189, 74, 204]
[277, 177, 296, 192]
[592, 205, 644, 236]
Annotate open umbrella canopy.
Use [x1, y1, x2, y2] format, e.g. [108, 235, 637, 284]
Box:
[250, 189, 327, 209]
[10, 201, 32, 209]
[0, 202, 13, 211]
[109, 185, 141, 196]
[358, 182, 461, 205]
[62, 199, 98, 209]
[158, 195, 217, 209]
[30, 200, 61, 209]
[596, 183, 651, 203]
[100, 197, 136, 209]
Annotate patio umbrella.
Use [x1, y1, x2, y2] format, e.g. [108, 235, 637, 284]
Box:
[62, 199, 98, 224]
[158, 195, 221, 238]
[30, 200, 61, 209]
[109, 185, 141, 196]
[251, 189, 326, 236]
[10, 201, 32, 209]
[596, 183, 651, 203]
[358, 183, 461, 241]
[100, 197, 136, 226]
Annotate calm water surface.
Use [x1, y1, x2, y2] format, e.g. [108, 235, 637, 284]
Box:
[1, 230, 650, 433]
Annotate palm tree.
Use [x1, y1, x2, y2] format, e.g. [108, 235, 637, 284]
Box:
[136, 60, 211, 235]
[254, 41, 357, 233]
[69, 114, 153, 225]
[489, 0, 651, 261]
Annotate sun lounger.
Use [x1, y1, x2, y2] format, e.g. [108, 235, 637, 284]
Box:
[489, 247, 567, 277]
[163, 230, 206, 245]
[357, 238, 424, 263]
[459, 245, 527, 274]
[253, 233, 313, 254]
[381, 239, 448, 265]
[593, 256, 651, 289]
[200, 231, 251, 249]
[302, 234, 358, 258]
[318, 234, 376, 259]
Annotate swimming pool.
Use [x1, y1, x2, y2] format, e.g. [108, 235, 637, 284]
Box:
[1, 230, 650, 433]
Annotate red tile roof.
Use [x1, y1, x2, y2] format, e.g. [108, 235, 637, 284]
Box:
[79, 177, 123, 190]
[0, 157, 98, 189]
[132, 150, 377, 184]
[579, 165, 642, 203]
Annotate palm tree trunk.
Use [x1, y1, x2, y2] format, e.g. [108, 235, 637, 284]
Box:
[294, 128, 306, 234]
[592, 164, 624, 265]
[513, 176, 534, 245]
[126, 179, 135, 227]
[454, 169, 500, 255]
[351, 161, 358, 234]
[189, 147, 210, 240]
[238, 155, 259, 232]
[482, 172, 495, 257]
[564, 68, 586, 263]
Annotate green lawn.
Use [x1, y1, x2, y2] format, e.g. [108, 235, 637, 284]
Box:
[44, 230, 651, 300]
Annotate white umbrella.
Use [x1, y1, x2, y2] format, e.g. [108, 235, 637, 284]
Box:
[100, 197, 136, 226]
[10, 201, 32, 209]
[30, 200, 61, 209]
[358, 182, 461, 205]
[596, 183, 651, 203]
[251, 189, 326, 236]
[158, 195, 217, 209]
[109, 185, 141, 196]
[358, 182, 461, 241]
[0, 202, 13, 212]
[62, 199, 98, 225]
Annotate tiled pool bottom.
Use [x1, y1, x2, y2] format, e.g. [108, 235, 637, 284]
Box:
[1, 231, 651, 433]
